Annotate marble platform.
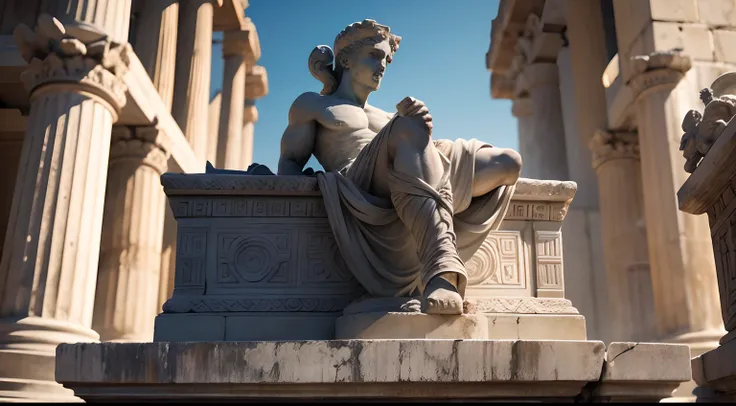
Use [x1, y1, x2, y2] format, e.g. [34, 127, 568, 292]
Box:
[55, 339, 691, 402]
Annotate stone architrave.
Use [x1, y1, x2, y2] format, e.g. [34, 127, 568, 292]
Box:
[94, 126, 171, 342]
[172, 0, 221, 163]
[216, 25, 259, 170]
[589, 129, 655, 341]
[0, 15, 130, 402]
[511, 98, 534, 178]
[629, 50, 723, 350]
[132, 0, 179, 111]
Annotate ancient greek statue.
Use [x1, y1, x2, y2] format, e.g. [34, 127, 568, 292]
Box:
[277, 20, 521, 315]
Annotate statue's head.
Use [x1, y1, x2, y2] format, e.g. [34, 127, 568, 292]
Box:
[309, 20, 401, 95]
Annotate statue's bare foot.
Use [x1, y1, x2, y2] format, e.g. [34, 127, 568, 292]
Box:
[423, 273, 463, 315]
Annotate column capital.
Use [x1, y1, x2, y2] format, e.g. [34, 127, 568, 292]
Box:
[589, 129, 640, 169]
[110, 125, 171, 174]
[222, 17, 260, 64]
[628, 50, 692, 101]
[243, 103, 258, 124]
[245, 65, 268, 100]
[511, 97, 532, 118]
[14, 15, 130, 116]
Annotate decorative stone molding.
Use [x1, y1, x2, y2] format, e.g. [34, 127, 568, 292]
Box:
[243, 104, 258, 123]
[470, 298, 579, 314]
[589, 129, 640, 169]
[628, 50, 692, 100]
[223, 17, 260, 65]
[245, 65, 268, 100]
[13, 15, 130, 115]
[110, 125, 172, 174]
[511, 97, 532, 118]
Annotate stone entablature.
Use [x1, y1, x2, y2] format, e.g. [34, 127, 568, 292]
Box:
[154, 173, 581, 342]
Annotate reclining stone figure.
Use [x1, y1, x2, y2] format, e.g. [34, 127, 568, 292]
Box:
[277, 20, 522, 315]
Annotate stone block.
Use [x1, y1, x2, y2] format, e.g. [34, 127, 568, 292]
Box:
[55, 339, 607, 401]
[692, 329, 736, 395]
[334, 313, 488, 339]
[587, 342, 693, 402]
[650, 0, 700, 23]
[647, 22, 714, 61]
[697, 0, 736, 26]
[481, 314, 587, 340]
[156, 174, 581, 342]
[713, 30, 736, 63]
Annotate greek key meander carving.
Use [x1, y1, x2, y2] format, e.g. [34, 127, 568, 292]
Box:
[535, 231, 564, 290]
[170, 196, 328, 218]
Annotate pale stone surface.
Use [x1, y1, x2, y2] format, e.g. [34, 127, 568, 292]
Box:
[0, 16, 130, 402]
[132, 0, 179, 111]
[241, 102, 258, 167]
[172, 0, 217, 163]
[697, 0, 736, 26]
[93, 126, 171, 342]
[713, 30, 736, 64]
[478, 313, 587, 341]
[629, 51, 723, 344]
[158, 204, 177, 313]
[511, 98, 534, 178]
[0, 109, 24, 263]
[54, 339, 692, 402]
[207, 91, 222, 164]
[42, 0, 133, 44]
[588, 342, 693, 402]
[590, 130, 656, 342]
[56, 339, 607, 401]
[335, 312, 488, 339]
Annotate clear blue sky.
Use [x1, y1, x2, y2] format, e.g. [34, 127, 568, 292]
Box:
[210, 0, 517, 171]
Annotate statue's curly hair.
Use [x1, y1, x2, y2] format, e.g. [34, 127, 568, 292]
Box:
[308, 19, 402, 95]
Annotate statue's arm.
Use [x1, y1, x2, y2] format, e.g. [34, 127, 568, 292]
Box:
[277, 93, 318, 175]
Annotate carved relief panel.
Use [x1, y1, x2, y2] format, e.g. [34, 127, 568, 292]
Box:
[533, 222, 565, 298]
[712, 212, 736, 333]
[465, 221, 533, 299]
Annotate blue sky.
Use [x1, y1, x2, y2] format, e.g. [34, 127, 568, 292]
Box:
[210, 0, 517, 171]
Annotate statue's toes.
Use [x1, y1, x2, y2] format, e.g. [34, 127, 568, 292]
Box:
[425, 290, 463, 315]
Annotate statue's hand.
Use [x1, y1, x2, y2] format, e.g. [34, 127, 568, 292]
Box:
[396, 96, 430, 117]
[396, 97, 433, 135]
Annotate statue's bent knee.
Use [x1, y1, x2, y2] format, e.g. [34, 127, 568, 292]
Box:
[392, 116, 432, 149]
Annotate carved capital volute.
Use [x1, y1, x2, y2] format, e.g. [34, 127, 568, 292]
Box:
[13, 15, 130, 117]
[110, 124, 171, 174]
[245, 65, 268, 100]
[511, 98, 532, 118]
[589, 129, 640, 169]
[243, 103, 258, 124]
[628, 50, 692, 101]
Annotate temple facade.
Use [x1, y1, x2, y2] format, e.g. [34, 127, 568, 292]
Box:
[0, 0, 267, 401]
[486, 0, 730, 395]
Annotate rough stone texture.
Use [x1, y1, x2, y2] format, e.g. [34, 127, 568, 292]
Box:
[335, 313, 489, 339]
[54, 339, 692, 402]
[697, 0, 736, 26]
[587, 342, 693, 402]
[713, 30, 736, 65]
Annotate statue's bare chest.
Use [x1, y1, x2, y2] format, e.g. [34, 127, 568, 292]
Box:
[317, 104, 371, 132]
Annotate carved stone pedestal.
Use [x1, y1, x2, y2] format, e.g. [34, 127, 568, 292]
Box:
[153, 173, 586, 342]
[678, 80, 736, 400]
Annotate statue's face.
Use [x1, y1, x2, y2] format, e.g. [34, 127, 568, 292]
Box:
[345, 39, 392, 91]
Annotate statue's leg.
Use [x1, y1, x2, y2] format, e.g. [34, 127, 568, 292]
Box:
[375, 119, 465, 315]
[471, 147, 522, 197]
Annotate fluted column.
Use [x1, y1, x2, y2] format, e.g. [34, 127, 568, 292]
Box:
[520, 63, 569, 180]
[0, 16, 129, 401]
[93, 126, 170, 342]
[216, 29, 249, 169]
[132, 0, 179, 111]
[590, 130, 655, 341]
[511, 97, 534, 177]
[41, 0, 132, 43]
[158, 205, 177, 312]
[242, 101, 257, 167]
[172, 0, 219, 163]
[629, 51, 723, 351]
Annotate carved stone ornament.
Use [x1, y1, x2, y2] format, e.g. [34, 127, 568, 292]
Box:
[628, 49, 692, 99]
[110, 122, 171, 174]
[589, 129, 640, 169]
[680, 88, 736, 173]
[13, 14, 131, 113]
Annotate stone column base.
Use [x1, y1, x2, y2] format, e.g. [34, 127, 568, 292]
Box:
[664, 329, 725, 400]
[0, 316, 98, 402]
[692, 334, 736, 401]
[55, 340, 691, 402]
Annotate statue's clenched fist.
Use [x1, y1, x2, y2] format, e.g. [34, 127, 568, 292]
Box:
[396, 96, 433, 135]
